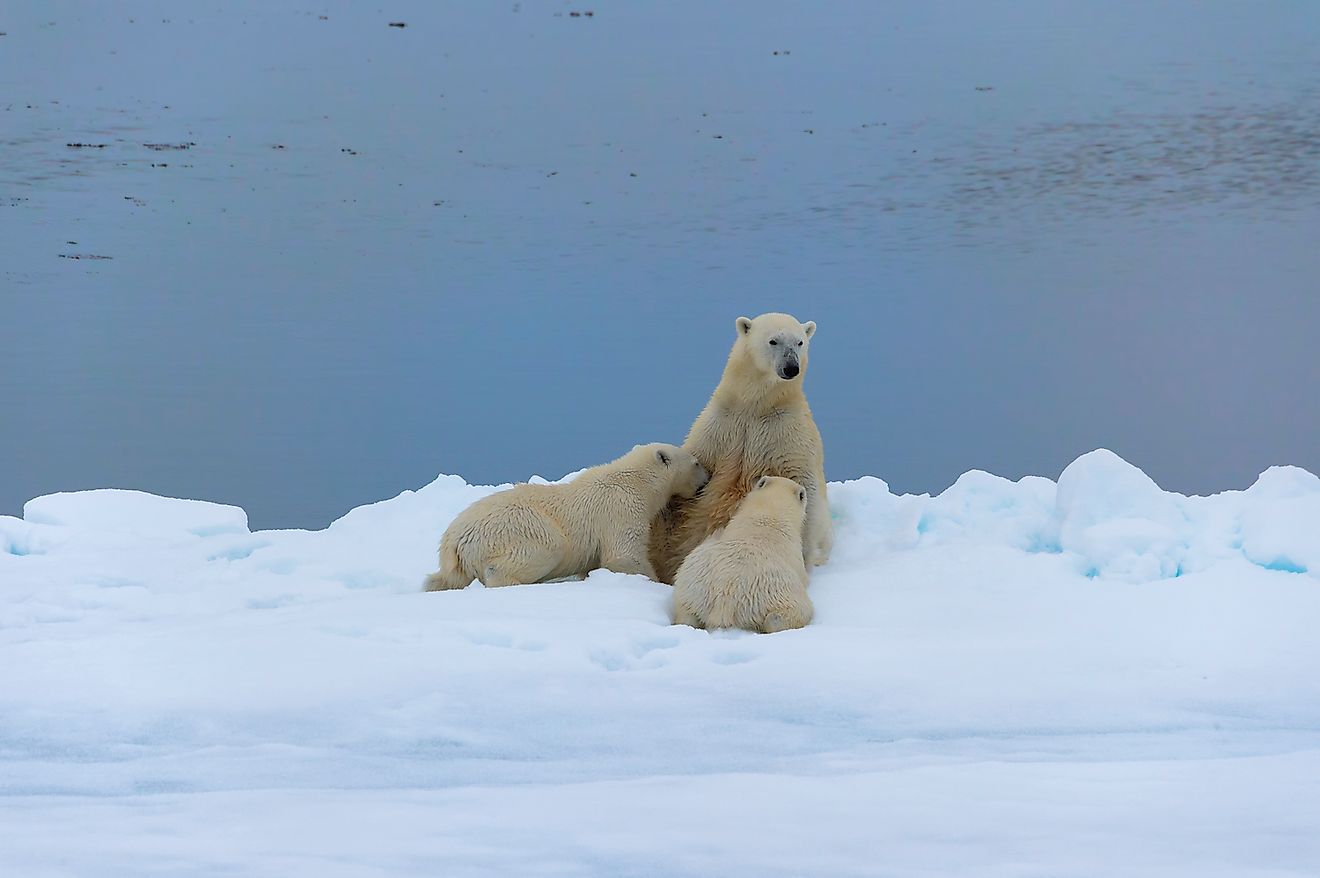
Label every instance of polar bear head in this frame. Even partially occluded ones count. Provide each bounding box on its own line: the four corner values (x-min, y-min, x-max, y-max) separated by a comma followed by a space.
631, 443, 710, 499
740, 475, 808, 526
734, 313, 817, 382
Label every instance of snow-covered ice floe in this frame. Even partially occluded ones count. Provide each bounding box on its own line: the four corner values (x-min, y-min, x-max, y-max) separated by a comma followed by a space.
2, 450, 1318, 876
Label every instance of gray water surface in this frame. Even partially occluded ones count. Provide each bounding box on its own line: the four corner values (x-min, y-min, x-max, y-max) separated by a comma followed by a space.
3, 1, 1318, 528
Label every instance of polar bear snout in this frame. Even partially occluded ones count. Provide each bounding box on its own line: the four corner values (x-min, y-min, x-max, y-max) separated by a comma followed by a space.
776, 349, 801, 380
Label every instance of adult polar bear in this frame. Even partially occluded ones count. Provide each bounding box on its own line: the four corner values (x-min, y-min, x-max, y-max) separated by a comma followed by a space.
649, 312, 832, 584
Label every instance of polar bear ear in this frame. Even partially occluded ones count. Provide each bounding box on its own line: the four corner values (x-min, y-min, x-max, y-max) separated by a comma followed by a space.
656, 448, 672, 467
756, 476, 769, 490
736, 316, 754, 336
798, 488, 806, 503
802, 321, 816, 338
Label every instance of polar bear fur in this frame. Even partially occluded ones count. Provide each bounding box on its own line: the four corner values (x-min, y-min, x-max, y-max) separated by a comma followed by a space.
424, 443, 708, 591
671, 476, 812, 633
649, 312, 832, 584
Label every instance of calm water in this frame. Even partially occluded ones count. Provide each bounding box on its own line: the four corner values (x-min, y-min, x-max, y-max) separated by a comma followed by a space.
3, 1, 1319, 528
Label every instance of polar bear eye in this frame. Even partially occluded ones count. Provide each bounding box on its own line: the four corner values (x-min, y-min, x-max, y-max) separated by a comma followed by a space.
796, 341, 803, 347
768, 339, 777, 346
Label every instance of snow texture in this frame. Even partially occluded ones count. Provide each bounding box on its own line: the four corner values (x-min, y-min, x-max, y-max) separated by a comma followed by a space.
2, 450, 1319, 876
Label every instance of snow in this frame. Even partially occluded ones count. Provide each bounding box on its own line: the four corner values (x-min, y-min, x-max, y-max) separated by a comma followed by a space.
2, 449, 1319, 875
23, 489, 250, 537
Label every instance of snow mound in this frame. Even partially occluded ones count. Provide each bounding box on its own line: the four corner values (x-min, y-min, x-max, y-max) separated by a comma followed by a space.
830, 448, 1319, 584
917, 469, 1057, 551
1238, 466, 1320, 575
1054, 448, 1188, 580
22, 489, 249, 538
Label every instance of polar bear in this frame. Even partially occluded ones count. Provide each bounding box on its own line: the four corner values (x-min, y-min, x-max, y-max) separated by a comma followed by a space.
649, 312, 832, 584
424, 443, 708, 591
671, 475, 812, 633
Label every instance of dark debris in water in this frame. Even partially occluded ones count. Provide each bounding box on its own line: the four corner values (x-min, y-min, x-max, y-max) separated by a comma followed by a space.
67, 143, 109, 148
59, 253, 113, 260
144, 142, 195, 151
388, 21, 407, 28
341, 147, 358, 155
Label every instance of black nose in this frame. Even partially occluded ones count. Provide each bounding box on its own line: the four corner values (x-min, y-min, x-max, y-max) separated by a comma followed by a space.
782, 363, 799, 379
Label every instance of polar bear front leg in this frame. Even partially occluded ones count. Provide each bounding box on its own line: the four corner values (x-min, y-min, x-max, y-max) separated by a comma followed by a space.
795, 474, 832, 567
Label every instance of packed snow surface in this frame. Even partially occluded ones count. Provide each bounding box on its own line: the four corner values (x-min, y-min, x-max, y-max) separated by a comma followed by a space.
3, 450, 1319, 876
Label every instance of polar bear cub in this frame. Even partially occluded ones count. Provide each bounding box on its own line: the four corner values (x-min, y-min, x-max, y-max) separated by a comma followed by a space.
671, 475, 812, 633
424, 443, 708, 591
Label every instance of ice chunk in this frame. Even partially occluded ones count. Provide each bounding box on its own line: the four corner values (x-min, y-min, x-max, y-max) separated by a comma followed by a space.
0, 516, 35, 556
920, 470, 1058, 551
1243, 465, 1320, 501
823, 476, 912, 558
1054, 449, 1187, 581
1238, 467, 1320, 575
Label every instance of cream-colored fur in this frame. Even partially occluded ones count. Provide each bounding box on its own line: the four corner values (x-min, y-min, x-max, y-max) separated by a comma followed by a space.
650, 312, 832, 583
672, 476, 812, 633
424, 444, 708, 591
